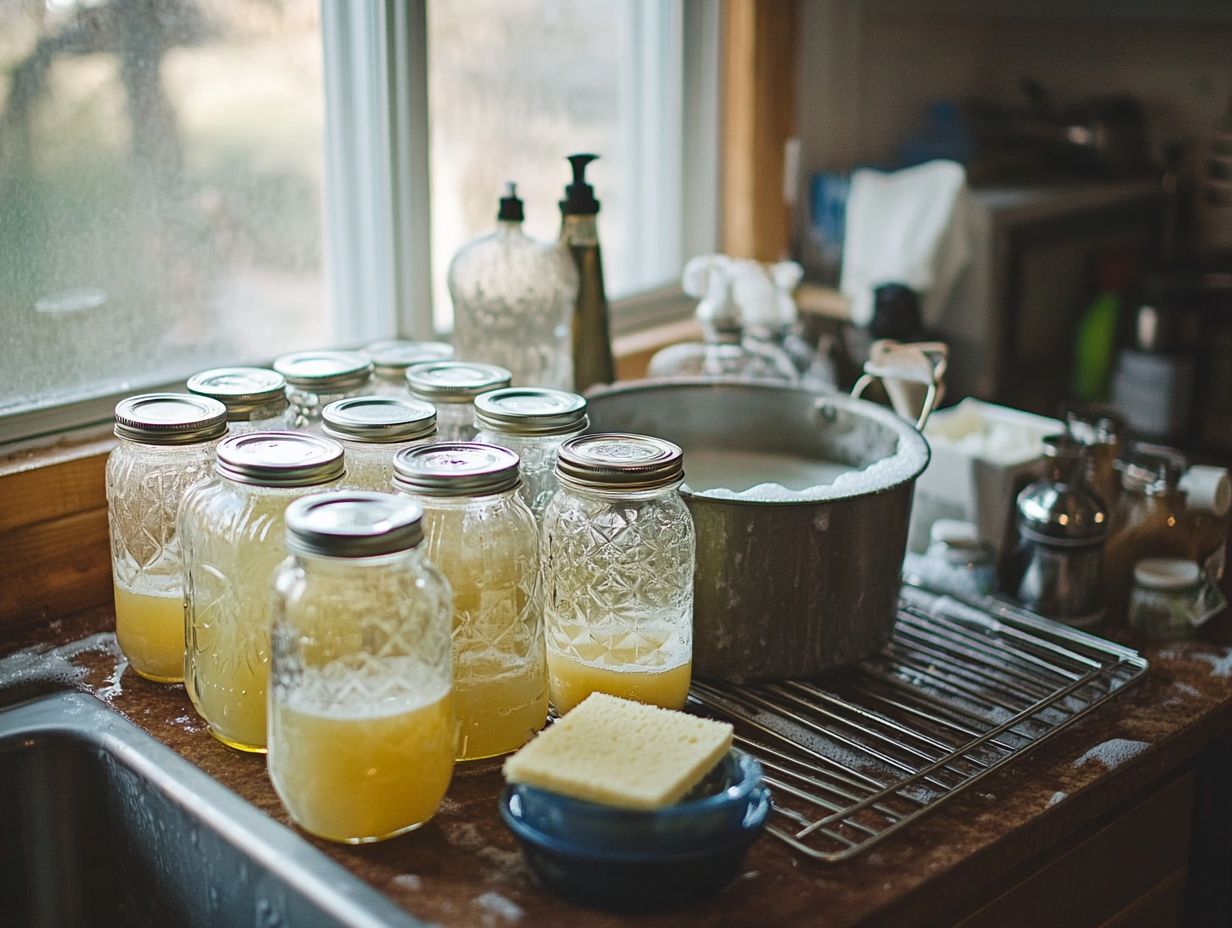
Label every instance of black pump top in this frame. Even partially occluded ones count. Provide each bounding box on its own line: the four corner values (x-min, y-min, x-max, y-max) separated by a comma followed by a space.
497, 181, 524, 222
559, 153, 600, 216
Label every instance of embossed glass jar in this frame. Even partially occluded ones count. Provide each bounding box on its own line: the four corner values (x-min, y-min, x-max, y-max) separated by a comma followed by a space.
541, 433, 695, 713
187, 367, 290, 433
273, 350, 374, 430
106, 393, 227, 684
363, 339, 454, 396
393, 442, 546, 760
322, 396, 437, 491
473, 387, 588, 521
179, 432, 345, 752
405, 361, 512, 443
269, 492, 455, 843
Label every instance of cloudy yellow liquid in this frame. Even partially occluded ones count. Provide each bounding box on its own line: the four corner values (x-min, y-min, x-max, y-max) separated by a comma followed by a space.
454, 665, 547, 760
547, 652, 692, 714
113, 584, 185, 683
188, 602, 270, 752
269, 680, 455, 843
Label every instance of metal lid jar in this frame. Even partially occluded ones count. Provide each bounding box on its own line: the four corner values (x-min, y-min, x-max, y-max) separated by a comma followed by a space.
106, 393, 227, 684
405, 361, 512, 442
179, 431, 345, 752
363, 339, 454, 395
269, 492, 454, 842
473, 387, 588, 519
392, 443, 546, 760
322, 396, 437, 491
187, 367, 290, 432
273, 350, 374, 430
541, 433, 695, 714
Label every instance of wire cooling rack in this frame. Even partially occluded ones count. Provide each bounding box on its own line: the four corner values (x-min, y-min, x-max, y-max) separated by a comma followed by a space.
688, 585, 1148, 862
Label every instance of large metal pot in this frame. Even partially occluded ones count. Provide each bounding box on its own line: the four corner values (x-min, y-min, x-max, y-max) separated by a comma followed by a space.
586, 379, 930, 682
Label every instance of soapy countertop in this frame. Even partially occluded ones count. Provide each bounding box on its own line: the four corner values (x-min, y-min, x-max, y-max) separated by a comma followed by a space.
5, 604, 1232, 928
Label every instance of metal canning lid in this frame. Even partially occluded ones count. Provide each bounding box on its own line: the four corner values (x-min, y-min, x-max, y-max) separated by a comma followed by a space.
473, 387, 589, 436
405, 361, 512, 404
364, 339, 454, 378
322, 396, 437, 443
215, 431, 345, 487
285, 491, 424, 557
186, 367, 288, 421
272, 350, 373, 391
392, 442, 520, 497
555, 433, 684, 491
114, 393, 228, 445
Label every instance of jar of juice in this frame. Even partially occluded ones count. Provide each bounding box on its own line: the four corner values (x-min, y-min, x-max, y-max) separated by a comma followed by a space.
186, 367, 290, 433
392, 442, 546, 760
473, 387, 588, 520
363, 339, 454, 396
273, 350, 374, 430
106, 393, 228, 683
269, 491, 455, 843
541, 433, 695, 713
405, 361, 511, 442
322, 396, 437, 491
179, 432, 345, 751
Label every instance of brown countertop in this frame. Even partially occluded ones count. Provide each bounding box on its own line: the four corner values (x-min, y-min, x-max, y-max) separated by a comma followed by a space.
5, 604, 1232, 928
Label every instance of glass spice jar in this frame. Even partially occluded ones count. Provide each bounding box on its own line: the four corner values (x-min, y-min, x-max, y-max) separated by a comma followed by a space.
405, 360, 511, 442
392, 442, 546, 760
541, 433, 695, 714
321, 396, 437, 491
106, 393, 228, 683
187, 367, 290, 433
273, 350, 374, 430
362, 339, 454, 396
269, 491, 455, 843
179, 431, 345, 752
473, 387, 588, 520
1128, 558, 1225, 640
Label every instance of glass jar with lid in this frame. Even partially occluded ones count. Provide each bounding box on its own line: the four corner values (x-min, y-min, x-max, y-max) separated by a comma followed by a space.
187, 366, 290, 432
273, 350, 374, 430
362, 339, 454, 396
1128, 557, 1226, 640
541, 433, 695, 713
179, 431, 345, 751
322, 396, 437, 491
269, 492, 455, 843
392, 442, 545, 760
405, 361, 511, 442
473, 387, 588, 519
106, 393, 228, 683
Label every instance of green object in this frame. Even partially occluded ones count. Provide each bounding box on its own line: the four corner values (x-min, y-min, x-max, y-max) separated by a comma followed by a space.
1072, 289, 1121, 401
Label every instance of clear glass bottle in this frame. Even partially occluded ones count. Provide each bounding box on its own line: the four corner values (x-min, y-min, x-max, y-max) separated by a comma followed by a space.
322, 396, 437, 491
106, 393, 227, 683
473, 387, 588, 520
449, 183, 578, 389
405, 360, 511, 443
362, 339, 454, 396
179, 431, 345, 752
269, 492, 455, 843
541, 433, 695, 714
273, 350, 374, 430
187, 367, 290, 433
392, 443, 546, 760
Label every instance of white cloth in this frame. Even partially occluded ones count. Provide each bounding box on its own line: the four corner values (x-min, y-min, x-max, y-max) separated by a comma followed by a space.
840, 160, 971, 328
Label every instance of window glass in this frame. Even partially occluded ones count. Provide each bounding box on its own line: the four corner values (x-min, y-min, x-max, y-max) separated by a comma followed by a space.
0, 0, 327, 417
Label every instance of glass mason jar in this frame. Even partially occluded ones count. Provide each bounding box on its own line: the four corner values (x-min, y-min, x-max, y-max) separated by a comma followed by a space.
541, 433, 695, 714
269, 492, 455, 843
179, 432, 345, 752
273, 350, 374, 430
322, 396, 437, 491
392, 442, 546, 760
106, 393, 227, 683
363, 339, 454, 396
1128, 558, 1224, 640
473, 387, 588, 520
187, 366, 290, 433
405, 360, 511, 443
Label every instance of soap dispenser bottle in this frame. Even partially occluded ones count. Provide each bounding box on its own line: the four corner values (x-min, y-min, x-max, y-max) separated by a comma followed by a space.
448, 182, 578, 389
558, 154, 615, 391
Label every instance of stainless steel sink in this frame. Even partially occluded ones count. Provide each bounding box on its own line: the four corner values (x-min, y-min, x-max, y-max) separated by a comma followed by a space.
0, 689, 425, 928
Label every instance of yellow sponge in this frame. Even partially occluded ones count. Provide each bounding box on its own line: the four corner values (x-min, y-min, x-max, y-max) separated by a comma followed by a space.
502, 692, 733, 810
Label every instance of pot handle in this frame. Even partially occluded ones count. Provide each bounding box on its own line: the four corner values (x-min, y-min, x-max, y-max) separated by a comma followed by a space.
850, 340, 949, 430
